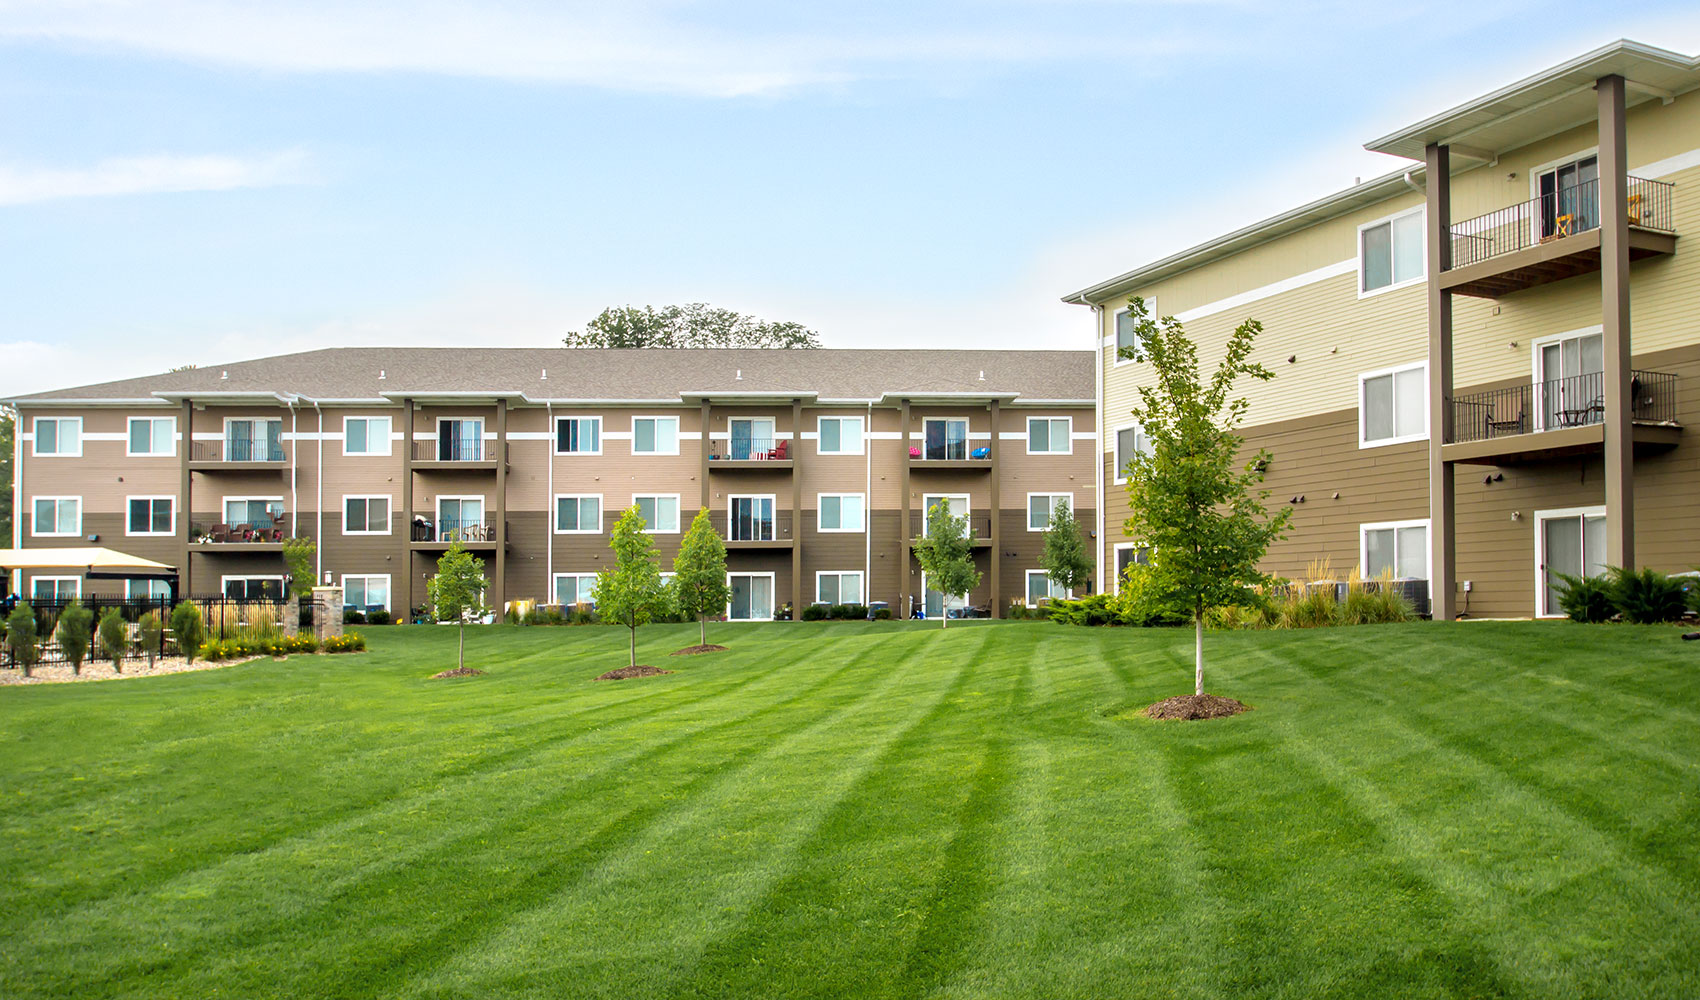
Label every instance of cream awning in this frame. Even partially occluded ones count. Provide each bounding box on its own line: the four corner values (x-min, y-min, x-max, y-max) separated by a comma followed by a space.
0, 548, 177, 576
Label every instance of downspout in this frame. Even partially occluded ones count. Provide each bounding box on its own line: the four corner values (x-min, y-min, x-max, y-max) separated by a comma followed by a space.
865, 401, 873, 606
1403, 170, 1424, 196
12, 407, 22, 596
1092, 303, 1106, 594
546, 400, 555, 601
314, 400, 324, 583
288, 399, 298, 535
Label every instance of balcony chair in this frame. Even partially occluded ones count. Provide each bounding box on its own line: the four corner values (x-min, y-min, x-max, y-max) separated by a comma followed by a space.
1484, 404, 1525, 437
210, 524, 232, 543
766, 439, 789, 461
970, 447, 990, 460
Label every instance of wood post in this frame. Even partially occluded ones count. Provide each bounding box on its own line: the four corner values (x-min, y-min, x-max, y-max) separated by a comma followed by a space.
1424, 142, 1457, 620
1598, 74, 1635, 570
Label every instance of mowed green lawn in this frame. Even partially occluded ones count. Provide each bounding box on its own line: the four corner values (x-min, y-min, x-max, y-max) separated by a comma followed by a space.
2, 620, 1698, 999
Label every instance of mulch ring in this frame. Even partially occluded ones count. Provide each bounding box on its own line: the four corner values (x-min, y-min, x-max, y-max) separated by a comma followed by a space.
1145, 693, 1252, 721
430, 666, 486, 679
670, 644, 729, 656
594, 664, 674, 681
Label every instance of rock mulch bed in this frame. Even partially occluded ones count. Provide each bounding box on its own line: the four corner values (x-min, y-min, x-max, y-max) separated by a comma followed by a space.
0, 655, 261, 686
430, 666, 486, 679
1145, 693, 1251, 721
593, 665, 673, 681
670, 644, 728, 656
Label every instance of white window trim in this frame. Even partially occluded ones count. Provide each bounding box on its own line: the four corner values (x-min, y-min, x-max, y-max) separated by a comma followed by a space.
632, 493, 681, 533
1111, 422, 1145, 485
125, 579, 172, 599
222, 416, 283, 460
816, 416, 865, 456
220, 574, 288, 598
817, 492, 866, 533
1528, 147, 1600, 202
1533, 504, 1608, 619
342, 494, 393, 536
920, 418, 971, 460
125, 495, 176, 537
726, 571, 777, 621
553, 572, 599, 606
1025, 569, 1071, 604
1357, 360, 1430, 449
554, 415, 604, 456
1026, 416, 1073, 456
126, 416, 176, 458
31, 496, 82, 537
630, 415, 681, 456
1027, 492, 1071, 532
32, 576, 81, 599
223, 495, 286, 523
435, 494, 486, 525
1358, 518, 1433, 590
434, 416, 486, 460
1356, 205, 1426, 299
1110, 300, 1151, 367
342, 573, 393, 611
814, 570, 865, 606
727, 493, 778, 541
1529, 324, 1605, 433
31, 417, 82, 458
342, 416, 393, 457
919, 493, 971, 537
1111, 542, 1147, 595
554, 493, 603, 534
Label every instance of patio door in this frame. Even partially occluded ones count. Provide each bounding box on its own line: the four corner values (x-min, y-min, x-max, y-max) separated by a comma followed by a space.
439, 419, 483, 461
439, 497, 484, 540
729, 418, 774, 460
729, 496, 775, 541
921, 572, 968, 619
728, 573, 774, 620
1537, 507, 1606, 617
923, 419, 968, 460
920, 494, 969, 536
1535, 330, 1603, 430
1538, 155, 1598, 239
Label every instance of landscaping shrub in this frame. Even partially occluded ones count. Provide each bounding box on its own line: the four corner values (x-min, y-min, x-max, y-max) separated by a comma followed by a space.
344, 609, 367, 625
6, 603, 37, 678
871, 607, 893, 620
842, 604, 869, 620
1117, 564, 1190, 627
1046, 594, 1122, 627
97, 608, 127, 673
567, 606, 596, 625
1553, 572, 1614, 623
1272, 584, 1338, 629
367, 609, 393, 626
1607, 567, 1689, 624
539, 606, 566, 626
801, 604, 829, 622
285, 634, 319, 654
170, 602, 205, 662
139, 611, 164, 669
1007, 602, 1035, 620
57, 599, 94, 676
1204, 603, 1273, 630
323, 632, 366, 653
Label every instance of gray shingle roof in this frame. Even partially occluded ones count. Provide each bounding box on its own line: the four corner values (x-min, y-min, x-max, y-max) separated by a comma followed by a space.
10, 347, 1094, 405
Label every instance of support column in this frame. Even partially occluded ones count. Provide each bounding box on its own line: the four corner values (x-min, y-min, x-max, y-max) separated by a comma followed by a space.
1598, 74, 1635, 570
494, 398, 508, 615
898, 398, 911, 618
401, 398, 414, 618
180, 398, 193, 600
699, 400, 712, 512
1424, 142, 1457, 620
987, 399, 1001, 617
791, 397, 804, 618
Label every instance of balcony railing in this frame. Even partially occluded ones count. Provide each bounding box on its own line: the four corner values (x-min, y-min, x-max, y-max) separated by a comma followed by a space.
909, 511, 993, 541
411, 517, 501, 543
414, 438, 487, 462
193, 439, 286, 463
711, 436, 790, 461
1448, 176, 1675, 269
1448, 369, 1678, 443
191, 520, 286, 544
725, 509, 793, 542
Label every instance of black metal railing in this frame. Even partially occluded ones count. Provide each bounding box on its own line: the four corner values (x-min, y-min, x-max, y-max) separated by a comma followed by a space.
193, 439, 286, 463
1448, 368, 1679, 443
1448, 175, 1675, 269
722, 509, 794, 542
415, 437, 490, 462
712, 436, 789, 461
191, 519, 287, 543
0, 595, 312, 668
411, 517, 501, 543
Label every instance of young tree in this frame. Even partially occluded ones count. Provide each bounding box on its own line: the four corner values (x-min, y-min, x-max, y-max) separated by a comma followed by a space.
97, 608, 127, 674
912, 501, 981, 629
672, 508, 731, 649
1039, 498, 1093, 598
282, 538, 316, 598
597, 505, 673, 667
57, 599, 93, 677
170, 601, 205, 663
563, 303, 821, 349
427, 541, 489, 672
6, 602, 37, 678
1119, 297, 1291, 697
139, 611, 164, 670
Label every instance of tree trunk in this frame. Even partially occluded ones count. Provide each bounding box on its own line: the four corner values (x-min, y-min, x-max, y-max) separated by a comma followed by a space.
629, 624, 637, 668
699, 613, 706, 648
1194, 612, 1204, 697
458, 622, 465, 671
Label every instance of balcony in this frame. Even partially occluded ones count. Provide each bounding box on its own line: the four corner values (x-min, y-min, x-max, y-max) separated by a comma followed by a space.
1441, 176, 1676, 298
409, 517, 507, 550
724, 509, 794, 550
412, 439, 507, 471
189, 439, 288, 471
709, 436, 794, 471
1443, 369, 1681, 465
907, 447, 993, 472
189, 519, 286, 552
908, 512, 994, 548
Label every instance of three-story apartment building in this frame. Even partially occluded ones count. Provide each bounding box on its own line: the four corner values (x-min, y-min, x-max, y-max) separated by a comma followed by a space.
10, 348, 1095, 619
1072, 40, 1700, 620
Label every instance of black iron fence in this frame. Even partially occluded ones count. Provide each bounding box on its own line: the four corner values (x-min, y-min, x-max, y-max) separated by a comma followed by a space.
1448, 369, 1679, 444
0, 595, 316, 669
1448, 175, 1675, 269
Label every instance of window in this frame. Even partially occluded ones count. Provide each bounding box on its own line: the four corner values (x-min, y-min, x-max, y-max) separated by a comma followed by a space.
127, 417, 174, 457
1360, 207, 1424, 294
1360, 520, 1429, 581
1113, 424, 1151, 484
125, 579, 171, 600
225, 498, 284, 530
922, 418, 969, 461
31, 497, 80, 536
344, 496, 391, 535
1028, 493, 1071, 532
554, 573, 598, 607
223, 576, 285, 600
817, 416, 864, 455
437, 418, 483, 461
728, 418, 775, 460
126, 496, 174, 536
1026, 570, 1069, 605
728, 572, 775, 620
1360, 362, 1427, 446
632, 416, 679, 455
1534, 328, 1605, 431
818, 493, 865, 533
343, 416, 392, 457
1027, 417, 1071, 455
437, 497, 485, 540
634, 494, 680, 533
920, 494, 969, 536
816, 571, 864, 606
1114, 308, 1138, 361
225, 418, 283, 462
343, 574, 391, 611
1112, 543, 1152, 594
556, 495, 602, 534
32, 577, 80, 600
555, 416, 602, 455
32, 417, 81, 457
729, 496, 775, 541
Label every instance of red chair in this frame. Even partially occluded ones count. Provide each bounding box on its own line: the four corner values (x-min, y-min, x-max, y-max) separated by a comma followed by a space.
767, 439, 789, 460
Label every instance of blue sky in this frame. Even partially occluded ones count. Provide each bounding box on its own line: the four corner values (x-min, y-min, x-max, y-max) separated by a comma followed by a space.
3, 2, 1698, 396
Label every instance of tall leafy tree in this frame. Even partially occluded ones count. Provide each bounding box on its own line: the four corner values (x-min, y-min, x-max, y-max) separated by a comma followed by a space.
427, 541, 489, 672
1119, 297, 1290, 697
1039, 498, 1093, 598
912, 501, 981, 629
598, 506, 674, 667
563, 303, 821, 349
672, 508, 730, 649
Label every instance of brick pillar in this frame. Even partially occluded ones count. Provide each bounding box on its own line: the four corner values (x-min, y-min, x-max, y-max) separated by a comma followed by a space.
312, 586, 344, 642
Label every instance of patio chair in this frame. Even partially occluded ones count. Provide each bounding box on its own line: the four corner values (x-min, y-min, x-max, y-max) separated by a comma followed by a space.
210, 524, 232, 543
1484, 402, 1525, 437
767, 439, 789, 461
970, 446, 990, 460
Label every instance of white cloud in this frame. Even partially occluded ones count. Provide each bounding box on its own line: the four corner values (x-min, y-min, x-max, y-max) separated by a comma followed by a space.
0, 149, 311, 206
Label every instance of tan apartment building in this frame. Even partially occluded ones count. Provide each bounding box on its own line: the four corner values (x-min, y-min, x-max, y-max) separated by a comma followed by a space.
1071, 40, 1700, 620
8, 349, 1095, 620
